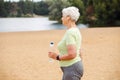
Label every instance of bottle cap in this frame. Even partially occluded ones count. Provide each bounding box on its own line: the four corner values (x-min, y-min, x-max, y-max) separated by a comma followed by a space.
50, 41, 54, 46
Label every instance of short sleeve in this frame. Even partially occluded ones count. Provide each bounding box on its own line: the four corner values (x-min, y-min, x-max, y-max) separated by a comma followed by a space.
66, 32, 76, 45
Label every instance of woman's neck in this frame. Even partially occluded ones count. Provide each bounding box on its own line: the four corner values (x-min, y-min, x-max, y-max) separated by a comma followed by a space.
67, 21, 77, 29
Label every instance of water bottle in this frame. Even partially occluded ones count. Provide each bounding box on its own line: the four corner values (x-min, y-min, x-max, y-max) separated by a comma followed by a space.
49, 41, 54, 62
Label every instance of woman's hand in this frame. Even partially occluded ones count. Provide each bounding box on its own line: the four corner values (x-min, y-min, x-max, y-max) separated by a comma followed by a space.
48, 52, 58, 60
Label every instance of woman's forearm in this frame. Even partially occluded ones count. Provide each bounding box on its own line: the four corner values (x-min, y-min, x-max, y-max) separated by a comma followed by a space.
59, 52, 76, 60
59, 45, 77, 60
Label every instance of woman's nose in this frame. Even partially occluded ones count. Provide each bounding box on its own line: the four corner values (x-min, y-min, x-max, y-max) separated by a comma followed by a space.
61, 17, 63, 21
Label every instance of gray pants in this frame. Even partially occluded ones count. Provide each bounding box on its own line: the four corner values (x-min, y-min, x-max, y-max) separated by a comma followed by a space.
60, 61, 83, 80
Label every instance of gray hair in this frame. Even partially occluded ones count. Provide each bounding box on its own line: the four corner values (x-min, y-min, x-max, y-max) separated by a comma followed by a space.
62, 6, 80, 22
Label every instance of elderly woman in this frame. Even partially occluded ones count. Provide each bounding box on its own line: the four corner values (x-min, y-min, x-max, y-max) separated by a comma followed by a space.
48, 6, 83, 80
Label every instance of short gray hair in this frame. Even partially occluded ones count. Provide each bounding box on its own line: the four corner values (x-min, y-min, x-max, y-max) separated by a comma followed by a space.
62, 6, 80, 22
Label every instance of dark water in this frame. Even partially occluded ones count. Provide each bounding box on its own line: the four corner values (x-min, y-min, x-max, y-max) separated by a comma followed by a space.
0, 17, 88, 32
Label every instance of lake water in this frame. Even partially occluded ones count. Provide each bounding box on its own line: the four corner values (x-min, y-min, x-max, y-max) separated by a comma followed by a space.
0, 17, 88, 32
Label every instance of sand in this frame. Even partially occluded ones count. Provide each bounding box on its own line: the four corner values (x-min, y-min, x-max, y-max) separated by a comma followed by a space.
0, 27, 120, 80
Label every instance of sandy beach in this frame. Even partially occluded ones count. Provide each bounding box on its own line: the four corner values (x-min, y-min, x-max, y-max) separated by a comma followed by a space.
0, 27, 120, 80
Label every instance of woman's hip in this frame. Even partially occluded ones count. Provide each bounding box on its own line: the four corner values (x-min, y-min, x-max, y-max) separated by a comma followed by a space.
60, 60, 84, 77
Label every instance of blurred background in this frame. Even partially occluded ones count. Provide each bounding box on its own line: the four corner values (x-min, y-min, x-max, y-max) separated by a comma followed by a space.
0, 1, 120, 80
0, 0, 120, 32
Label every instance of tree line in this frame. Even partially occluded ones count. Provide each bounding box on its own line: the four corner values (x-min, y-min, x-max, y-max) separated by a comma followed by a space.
0, 0, 49, 17
0, 0, 120, 27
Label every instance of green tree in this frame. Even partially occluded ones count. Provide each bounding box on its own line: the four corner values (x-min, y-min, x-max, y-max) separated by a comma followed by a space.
4, 1, 11, 16
18, 0, 24, 16
9, 2, 18, 17
68, 0, 85, 15
48, 0, 85, 23
67, 0, 85, 23
85, 0, 120, 26
34, 1, 49, 15
0, 0, 7, 17
18, 0, 33, 16
24, 0, 33, 14
17, 7, 22, 17
48, 0, 70, 22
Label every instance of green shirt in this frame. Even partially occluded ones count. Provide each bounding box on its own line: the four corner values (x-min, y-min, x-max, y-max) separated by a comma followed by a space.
57, 27, 82, 67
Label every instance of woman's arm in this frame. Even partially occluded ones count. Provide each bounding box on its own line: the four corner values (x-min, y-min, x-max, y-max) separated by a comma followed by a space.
48, 44, 77, 60
59, 44, 77, 60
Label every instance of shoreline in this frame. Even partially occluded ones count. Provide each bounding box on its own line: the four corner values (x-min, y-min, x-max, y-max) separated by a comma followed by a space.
0, 27, 119, 33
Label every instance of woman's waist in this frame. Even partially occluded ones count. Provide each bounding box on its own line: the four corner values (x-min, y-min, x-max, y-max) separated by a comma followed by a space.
59, 56, 81, 67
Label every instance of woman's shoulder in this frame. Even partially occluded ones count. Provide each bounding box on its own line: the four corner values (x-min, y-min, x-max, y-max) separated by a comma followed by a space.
66, 27, 79, 34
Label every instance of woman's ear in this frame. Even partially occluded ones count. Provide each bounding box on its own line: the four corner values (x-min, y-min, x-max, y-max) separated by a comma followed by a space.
67, 16, 71, 21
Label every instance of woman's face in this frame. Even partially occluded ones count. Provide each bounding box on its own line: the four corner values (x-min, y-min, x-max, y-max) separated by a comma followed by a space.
61, 15, 69, 26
